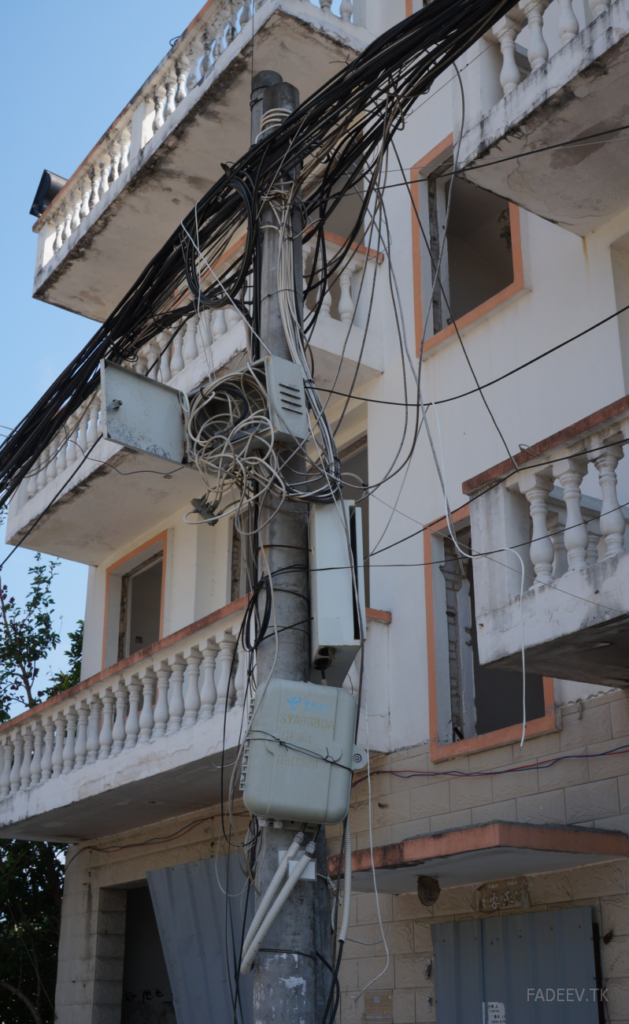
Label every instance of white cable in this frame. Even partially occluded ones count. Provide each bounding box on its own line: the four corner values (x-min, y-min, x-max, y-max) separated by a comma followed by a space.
240, 841, 316, 975
339, 812, 352, 943
241, 831, 305, 958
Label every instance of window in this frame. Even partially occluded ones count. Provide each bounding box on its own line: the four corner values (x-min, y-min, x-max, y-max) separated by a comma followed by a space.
104, 536, 165, 668
426, 172, 514, 337
435, 525, 544, 743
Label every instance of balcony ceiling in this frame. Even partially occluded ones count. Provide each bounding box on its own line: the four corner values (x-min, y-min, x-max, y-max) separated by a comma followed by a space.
459, 1, 629, 236
34, 2, 366, 322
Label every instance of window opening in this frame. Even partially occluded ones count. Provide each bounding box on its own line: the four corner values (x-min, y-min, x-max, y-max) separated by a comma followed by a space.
440, 528, 544, 740
340, 439, 370, 607
121, 886, 176, 1023
118, 552, 163, 660
426, 167, 515, 336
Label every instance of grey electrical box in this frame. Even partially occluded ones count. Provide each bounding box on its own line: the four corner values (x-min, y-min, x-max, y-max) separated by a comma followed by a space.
241, 678, 366, 825
309, 501, 366, 687
264, 354, 309, 444
100, 359, 187, 464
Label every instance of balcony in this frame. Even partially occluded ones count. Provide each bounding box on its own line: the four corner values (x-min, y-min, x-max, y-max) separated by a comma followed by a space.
458, 0, 629, 235
0, 606, 389, 842
7, 235, 383, 564
463, 394, 629, 686
32, 0, 370, 321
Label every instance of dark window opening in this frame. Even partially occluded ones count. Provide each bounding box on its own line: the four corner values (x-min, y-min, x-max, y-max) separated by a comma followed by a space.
440, 531, 544, 741
427, 171, 514, 334
118, 553, 163, 660
121, 886, 176, 1023
340, 439, 370, 607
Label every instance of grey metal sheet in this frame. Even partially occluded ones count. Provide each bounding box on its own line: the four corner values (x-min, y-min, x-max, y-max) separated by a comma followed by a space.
148, 854, 253, 1024
100, 358, 186, 464
432, 907, 599, 1023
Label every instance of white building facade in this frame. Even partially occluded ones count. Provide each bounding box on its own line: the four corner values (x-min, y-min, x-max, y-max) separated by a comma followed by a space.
3, 0, 629, 1020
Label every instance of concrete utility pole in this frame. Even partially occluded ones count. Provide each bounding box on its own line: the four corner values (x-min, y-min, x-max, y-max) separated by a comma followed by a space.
250, 73, 329, 1024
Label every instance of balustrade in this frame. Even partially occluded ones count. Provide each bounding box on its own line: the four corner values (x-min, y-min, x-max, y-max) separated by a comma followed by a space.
491, 0, 609, 100
0, 616, 249, 804
38, 0, 354, 266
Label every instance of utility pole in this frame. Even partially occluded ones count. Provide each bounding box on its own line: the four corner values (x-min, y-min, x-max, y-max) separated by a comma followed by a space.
249, 73, 329, 1024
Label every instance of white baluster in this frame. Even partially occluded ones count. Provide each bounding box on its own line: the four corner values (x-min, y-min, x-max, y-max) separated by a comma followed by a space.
20, 730, 33, 790
589, 0, 610, 17
57, 429, 67, 474
62, 707, 77, 774
135, 348, 149, 375
10, 733, 23, 793
74, 704, 89, 768
199, 641, 218, 720
46, 441, 58, 485
153, 83, 167, 132
198, 311, 213, 365
159, 331, 172, 383
166, 656, 185, 734
52, 215, 63, 253
120, 127, 131, 172
587, 525, 600, 565
183, 315, 199, 365
338, 265, 356, 324
66, 415, 78, 464
519, 0, 549, 70
79, 176, 92, 219
519, 471, 555, 585
99, 154, 112, 198
37, 454, 47, 492
240, 2, 251, 26
31, 723, 44, 784
86, 395, 100, 445
51, 714, 65, 777
547, 511, 568, 579
200, 29, 213, 78
62, 202, 73, 243
215, 634, 237, 714
27, 460, 39, 499
557, 0, 579, 44
213, 16, 226, 60
175, 57, 189, 104
110, 139, 121, 183
98, 692, 115, 758
225, 307, 240, 332
234, 637, 248, 709
111, 682, 128, 755
41, 720, 54, 780
213, 309, 228, 338
124, 678, 142, 749
186, 39, 204, 90
71, 188, 82, 231
165, 71, 177, 118
89, 166, 100, 210
320, 0, 332, 10
320, 280, 332, 318
553, 457, 588, 570
0, 739, 13, 796
493, 17, 523, 95
340, 0, 353, 21
139, 669, 156, 742
147, 340, 160, 381
183, 649, 202, 728
592, 443, 626, 558
76, 406, 89, 454
153, 663, 171, 737
170, 325, 185, 374
86, 695, 102, 764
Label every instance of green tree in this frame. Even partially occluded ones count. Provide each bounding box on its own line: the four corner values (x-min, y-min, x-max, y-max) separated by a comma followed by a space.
39, 620, 84, 700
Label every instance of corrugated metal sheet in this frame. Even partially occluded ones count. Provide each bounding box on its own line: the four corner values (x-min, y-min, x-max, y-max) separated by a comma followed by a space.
148, 854, 253, 1024
432, 907, 599, 1023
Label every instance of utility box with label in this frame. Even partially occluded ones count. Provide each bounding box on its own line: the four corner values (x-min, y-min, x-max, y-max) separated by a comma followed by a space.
309, 501, 366, 687
240, 678, 366, 825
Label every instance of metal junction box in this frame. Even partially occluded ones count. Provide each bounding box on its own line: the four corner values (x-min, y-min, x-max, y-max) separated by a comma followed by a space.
264, 354, 309, 444
100, 359, 187, 464
309, 501, 366, 687
241, 678, 366, 826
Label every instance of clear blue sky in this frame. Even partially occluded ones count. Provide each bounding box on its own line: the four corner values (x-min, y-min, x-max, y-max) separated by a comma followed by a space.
0, 0, 337, 688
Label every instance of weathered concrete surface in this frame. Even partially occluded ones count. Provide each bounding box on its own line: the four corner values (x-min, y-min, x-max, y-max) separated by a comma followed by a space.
459, 0, 629, 236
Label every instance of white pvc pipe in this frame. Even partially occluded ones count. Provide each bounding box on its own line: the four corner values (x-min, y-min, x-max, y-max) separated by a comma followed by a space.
339, 813, 352, 943
242, 831, 304, 958
241, 842, 316, 975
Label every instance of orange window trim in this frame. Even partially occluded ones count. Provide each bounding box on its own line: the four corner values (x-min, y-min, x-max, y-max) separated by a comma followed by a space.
423, 505, 557, 763
406, 0, 414, 15
102, 530, 169, 670
411, 137, 527, 359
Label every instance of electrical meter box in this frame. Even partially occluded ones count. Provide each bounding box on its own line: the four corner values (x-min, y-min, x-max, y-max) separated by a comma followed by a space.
240, 678, 367, 825
264, 354, 309, 444
100, 359, 186, 464
309, 501, 366, 687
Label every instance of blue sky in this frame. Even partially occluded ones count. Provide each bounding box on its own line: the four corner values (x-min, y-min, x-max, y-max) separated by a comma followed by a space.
0, 0, 339, 689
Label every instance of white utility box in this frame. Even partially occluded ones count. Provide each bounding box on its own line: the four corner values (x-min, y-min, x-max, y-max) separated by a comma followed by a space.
264, 354, 309, 444
100, 359, 187, 464
240, 678, 367, 825
309, 501, 366, 687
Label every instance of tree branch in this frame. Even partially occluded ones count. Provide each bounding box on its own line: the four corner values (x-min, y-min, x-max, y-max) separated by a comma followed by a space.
0, 979, 43, 1024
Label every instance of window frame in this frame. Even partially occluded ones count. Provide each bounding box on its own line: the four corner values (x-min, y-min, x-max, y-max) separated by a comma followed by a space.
411, 135, 529, 358
424, 504, 557, 763
102, 531, 168, 670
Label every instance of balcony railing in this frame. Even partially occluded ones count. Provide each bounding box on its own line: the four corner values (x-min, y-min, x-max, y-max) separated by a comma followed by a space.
0, 605, 389, 840
463, 395, 629, 685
